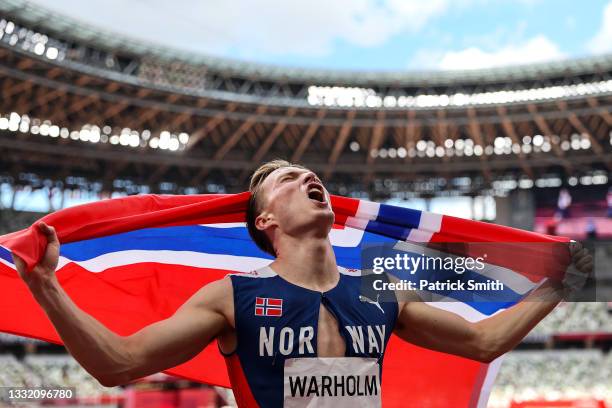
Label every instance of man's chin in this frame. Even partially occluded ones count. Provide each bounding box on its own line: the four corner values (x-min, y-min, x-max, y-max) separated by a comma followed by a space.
300, 207, 334, 229
316, 208, 335, 228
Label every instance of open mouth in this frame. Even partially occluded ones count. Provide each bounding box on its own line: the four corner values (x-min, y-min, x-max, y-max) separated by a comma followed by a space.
307, 186, 326, 203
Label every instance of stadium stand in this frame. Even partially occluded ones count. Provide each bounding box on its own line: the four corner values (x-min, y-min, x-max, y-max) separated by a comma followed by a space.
0, 0, 610, 198
0, 351, 226, 406
24, 354, 124, 398
528, 303, 612, 338
0, 353, 122, 397
489, 350, 612, 407
0, 354, 42, 388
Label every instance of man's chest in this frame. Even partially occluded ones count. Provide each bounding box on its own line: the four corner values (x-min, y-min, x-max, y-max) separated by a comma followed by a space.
252, 302, 390, 360
232, 274, 396, 360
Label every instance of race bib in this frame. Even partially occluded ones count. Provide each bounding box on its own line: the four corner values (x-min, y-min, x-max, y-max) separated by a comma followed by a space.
283, 357, 381, 408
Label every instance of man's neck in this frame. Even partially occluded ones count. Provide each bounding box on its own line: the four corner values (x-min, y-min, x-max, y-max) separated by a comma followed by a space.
269, 234, 338, 292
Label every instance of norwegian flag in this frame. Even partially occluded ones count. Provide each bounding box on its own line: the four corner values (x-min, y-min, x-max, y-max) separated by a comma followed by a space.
255, 297, 283, 317
0, 192, 570, 407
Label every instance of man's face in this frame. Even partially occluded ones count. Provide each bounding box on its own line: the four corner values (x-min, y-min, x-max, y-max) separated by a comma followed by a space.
255, 166, 334, 238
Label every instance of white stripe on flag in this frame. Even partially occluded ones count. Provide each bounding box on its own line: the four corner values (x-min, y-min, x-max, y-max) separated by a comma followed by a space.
0, 245, 15, 270
425, 299, 504, 323
329, 227, 367, 247
57, 251, 272, 274
355, 200, 381, 220
334, 200, 380, 247
255, 265, 360, 278
0, 257, 15, 270
406, 212, 442, 242
426, 294, 508, 407
338, 266, 361, 276
476, 355, 505, 408
199, 223, 247, 228
59, 252, 362, 278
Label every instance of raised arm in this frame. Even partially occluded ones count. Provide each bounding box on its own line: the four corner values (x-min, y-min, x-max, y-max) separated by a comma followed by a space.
13, 222, 233, 387
394, 242, 592, 363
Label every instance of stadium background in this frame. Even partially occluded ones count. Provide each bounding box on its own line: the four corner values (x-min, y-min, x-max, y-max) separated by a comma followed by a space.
0, 0, 610, 406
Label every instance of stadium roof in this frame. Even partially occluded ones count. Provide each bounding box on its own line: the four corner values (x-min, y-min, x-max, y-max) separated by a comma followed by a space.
2, 0, 612, 86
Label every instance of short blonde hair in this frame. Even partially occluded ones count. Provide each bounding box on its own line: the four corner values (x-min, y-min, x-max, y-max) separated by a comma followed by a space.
247, 159, 308, 256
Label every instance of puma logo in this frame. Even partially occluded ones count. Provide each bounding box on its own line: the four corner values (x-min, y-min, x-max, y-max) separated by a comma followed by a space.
359, 294, 384, 314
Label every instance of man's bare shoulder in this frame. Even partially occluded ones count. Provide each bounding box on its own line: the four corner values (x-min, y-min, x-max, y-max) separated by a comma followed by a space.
200, 275, 233, 295
187, 276, 234, 325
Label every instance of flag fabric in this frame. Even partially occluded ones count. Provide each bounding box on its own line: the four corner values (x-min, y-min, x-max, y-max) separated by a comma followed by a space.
0, 192, 569, 407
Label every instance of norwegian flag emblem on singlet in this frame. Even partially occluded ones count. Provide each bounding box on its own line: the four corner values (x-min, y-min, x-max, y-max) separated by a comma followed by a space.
254, 297, 283, 317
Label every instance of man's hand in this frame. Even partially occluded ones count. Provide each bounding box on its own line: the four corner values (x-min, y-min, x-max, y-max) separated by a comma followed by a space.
569, 241, 593, 274
12, 222, 60, 289
563, 241, 593, 293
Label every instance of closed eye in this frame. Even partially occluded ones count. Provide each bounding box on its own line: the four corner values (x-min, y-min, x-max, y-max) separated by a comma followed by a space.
278, 171, 303, 183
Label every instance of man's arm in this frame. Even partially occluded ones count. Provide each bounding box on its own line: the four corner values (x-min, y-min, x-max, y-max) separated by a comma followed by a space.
394, 243, 592, 363
394, 282, 561, 362
13, 222, 233, 387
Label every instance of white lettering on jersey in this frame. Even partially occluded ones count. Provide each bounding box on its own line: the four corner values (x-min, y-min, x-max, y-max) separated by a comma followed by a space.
298, 326, 315, 354
259, 326, 315, 357
345, 325, 386, 355
260, 327, 275, 357
259, 325, 385, 357
367, 326, 379, 354
345, 326, 365, 353
279, 327, 295, 355
375, 326, 385, 350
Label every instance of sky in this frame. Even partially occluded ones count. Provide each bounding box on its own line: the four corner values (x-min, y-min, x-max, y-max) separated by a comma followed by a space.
28, 0, 612, 71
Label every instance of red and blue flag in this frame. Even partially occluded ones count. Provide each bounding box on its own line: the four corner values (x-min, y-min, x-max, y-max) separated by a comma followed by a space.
0, 192, 569, 407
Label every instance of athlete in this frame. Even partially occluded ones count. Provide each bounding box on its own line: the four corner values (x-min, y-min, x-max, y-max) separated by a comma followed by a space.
13, 160, 593, 407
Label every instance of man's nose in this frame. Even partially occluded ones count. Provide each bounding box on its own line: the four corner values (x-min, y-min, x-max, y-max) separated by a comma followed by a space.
303, 172, 321, 184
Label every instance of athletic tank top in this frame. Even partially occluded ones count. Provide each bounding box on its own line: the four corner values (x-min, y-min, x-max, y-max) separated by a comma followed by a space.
222, 266, 398, 408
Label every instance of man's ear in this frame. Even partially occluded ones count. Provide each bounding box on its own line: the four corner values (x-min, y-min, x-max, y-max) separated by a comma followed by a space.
255, 211, 274, 232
